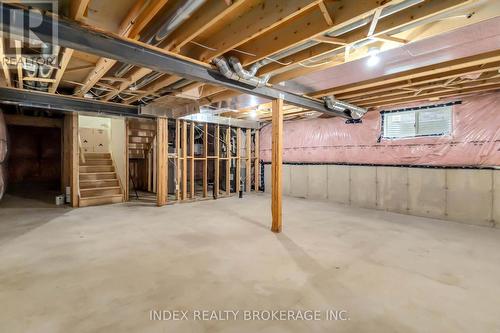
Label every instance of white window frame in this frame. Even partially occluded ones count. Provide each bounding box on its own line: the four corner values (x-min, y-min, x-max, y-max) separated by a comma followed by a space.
381, 104, 453, 139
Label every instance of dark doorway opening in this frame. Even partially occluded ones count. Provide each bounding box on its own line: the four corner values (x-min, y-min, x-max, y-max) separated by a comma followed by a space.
6, 125, 62, 205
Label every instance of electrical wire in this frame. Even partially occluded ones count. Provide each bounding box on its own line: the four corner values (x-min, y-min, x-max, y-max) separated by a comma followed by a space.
189, 41, 292, 66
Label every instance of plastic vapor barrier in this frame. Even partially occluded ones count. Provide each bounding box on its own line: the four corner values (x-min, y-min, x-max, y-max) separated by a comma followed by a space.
0, 110, 7, 200
260, 92, 500, 167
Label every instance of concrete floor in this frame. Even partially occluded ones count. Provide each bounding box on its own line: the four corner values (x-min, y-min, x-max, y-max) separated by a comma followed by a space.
1, 193, 500, 333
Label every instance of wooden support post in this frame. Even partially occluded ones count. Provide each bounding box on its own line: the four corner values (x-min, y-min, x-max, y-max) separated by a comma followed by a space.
175, 119, 181, 201
203, 123, 208, 197
236, 128, 241, 194
182, 121, 188, 200
226, 127, 231, 196
214, 125, 220, 198
254, 130, 260, 192
271, 99, 283, 233
156, 117, 168, 206
190, 122, 195, 199
124, 118, 129, 201
65, 113, 79, 208
245, 129, 251, 192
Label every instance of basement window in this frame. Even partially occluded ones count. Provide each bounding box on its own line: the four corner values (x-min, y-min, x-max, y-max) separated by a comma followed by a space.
381, 104, 453, 139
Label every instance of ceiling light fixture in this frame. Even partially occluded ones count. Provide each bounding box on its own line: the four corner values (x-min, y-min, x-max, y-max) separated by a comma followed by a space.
249, 109, 258, 119
367, 46, 380, 67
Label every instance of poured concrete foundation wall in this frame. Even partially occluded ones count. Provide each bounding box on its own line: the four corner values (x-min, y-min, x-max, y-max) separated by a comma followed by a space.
264, 164, 499, 228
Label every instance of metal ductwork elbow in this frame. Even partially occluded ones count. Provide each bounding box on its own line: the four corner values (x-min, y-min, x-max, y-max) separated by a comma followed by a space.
213, 56, 240, 81
324, 95, 367, 119
228, 56, 270, 87
213, 56, 270, 88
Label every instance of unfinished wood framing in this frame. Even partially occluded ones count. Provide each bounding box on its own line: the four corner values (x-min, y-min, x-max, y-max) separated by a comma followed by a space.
64, 113, 79, 208
203, 123, 208, 197
225, 127, 231, 196
156, 117, 167, 206
124, 119, 129, 202
214, 125, 220, 199
190, 122, 195, 199
254, 130, 260, 192
236, 128, 241, 193
245, 129, 251, 192
182, 121, 188, 200
271, 99, 283, 233
175, 119, 181, 200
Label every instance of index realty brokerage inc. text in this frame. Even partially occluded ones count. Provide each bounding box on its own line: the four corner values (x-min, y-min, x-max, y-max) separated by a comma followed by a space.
150, 309, 350, 321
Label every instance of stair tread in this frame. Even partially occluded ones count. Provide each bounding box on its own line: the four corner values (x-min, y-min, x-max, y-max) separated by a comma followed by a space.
80, 194, 123, 200
80, 179, 118, 183
79, 172, 116, 175
80, 186, 120, 191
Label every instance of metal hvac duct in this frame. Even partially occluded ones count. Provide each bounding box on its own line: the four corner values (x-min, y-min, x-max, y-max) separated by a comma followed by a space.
115, 0, 205, 78
249, 0, 424, 71
213, 56, 270, 88
148, 0, 205, 46
324, 95, 367, 119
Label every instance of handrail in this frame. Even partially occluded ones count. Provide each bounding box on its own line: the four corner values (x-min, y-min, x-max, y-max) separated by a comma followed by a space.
78, 135, 85, 164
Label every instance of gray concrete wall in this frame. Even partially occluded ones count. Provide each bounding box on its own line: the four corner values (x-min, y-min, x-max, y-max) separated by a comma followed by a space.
264, 164, 499, 228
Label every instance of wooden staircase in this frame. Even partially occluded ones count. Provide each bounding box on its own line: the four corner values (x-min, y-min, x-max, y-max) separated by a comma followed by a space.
128, 119, 156, 159
79, 153, 123, 207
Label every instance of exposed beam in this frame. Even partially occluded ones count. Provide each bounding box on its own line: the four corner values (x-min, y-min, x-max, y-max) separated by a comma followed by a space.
314, 51, 500, 98
50, 47, 73, 93
75, 0, 161, 96
374, 33, 408, 44
163, 0, 246, 52
357, 80, 500, 108
2, 3, 352, 118
318, 1, 333, 26
367, 8, 383, 37
128, 0, 169, 38
70, 0, 90, 21
259, 0, 473, 78
102, 67, 152, 101
313, 35, 347, 45
50, 0, 90, 93
231, 0, 391, 67
123, 75, 182, 104
348, 72, 500, 105
271, 99, 283, 233
183, 0, 322, 62
0, 86, 138, 115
